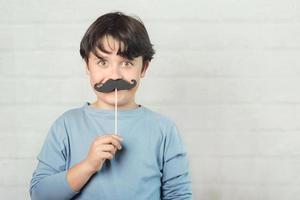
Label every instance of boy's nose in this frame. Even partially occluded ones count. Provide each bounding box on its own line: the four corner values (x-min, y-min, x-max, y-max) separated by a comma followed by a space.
110, 64, 122, 80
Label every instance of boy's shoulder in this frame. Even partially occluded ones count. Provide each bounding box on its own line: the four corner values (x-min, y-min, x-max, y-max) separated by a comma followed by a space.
142, 106, 177, 129
61, 104, 85, 118
50, 104, 86, 125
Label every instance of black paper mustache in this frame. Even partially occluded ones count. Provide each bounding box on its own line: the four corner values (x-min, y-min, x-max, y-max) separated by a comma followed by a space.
94, 79, 137, 93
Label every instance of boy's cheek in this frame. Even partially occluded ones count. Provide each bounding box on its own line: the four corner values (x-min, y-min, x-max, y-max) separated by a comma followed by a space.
89, 75, 104, 86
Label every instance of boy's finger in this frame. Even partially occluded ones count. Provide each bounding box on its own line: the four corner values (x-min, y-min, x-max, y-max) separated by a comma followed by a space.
97, 137, 122, 149
111, 134, 123, 141
96, 134, 123, 141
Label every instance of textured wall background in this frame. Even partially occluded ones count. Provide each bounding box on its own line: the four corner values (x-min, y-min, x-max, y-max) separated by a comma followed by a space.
1, 0, 300, 199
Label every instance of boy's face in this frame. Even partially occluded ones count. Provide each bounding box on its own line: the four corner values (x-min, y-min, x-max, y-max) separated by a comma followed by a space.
85, 35, 148, 109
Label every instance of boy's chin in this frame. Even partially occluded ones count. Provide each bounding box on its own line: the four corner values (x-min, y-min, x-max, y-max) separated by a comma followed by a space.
98, 92, 133, 106
103, 99, 132, 108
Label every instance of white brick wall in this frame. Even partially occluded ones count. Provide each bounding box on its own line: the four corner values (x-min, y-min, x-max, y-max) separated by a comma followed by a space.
1, 0, 300, 199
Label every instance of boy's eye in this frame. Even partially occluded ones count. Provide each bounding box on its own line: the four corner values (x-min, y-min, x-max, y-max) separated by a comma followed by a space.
97, 59, 107, 66
122, 60, 133, 67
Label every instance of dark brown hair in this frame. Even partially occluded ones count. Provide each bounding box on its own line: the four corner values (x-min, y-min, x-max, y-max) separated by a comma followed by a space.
79, 12, 155, 71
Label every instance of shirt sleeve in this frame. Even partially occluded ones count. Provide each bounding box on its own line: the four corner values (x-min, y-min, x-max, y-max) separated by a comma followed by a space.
161, 123, 193, 200
29, 115, 79, 200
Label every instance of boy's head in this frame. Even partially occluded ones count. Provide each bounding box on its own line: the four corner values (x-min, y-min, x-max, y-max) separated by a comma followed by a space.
79, 12, 155, 109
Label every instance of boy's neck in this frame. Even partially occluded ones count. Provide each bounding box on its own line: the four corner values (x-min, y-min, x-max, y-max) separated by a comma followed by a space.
90, 100, 139, 110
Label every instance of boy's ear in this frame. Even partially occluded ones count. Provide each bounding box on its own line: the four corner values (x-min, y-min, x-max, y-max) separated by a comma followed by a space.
140, 61, 149, 78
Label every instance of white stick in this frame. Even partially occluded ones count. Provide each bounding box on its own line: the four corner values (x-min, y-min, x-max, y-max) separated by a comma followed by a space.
115, 88, 118, 135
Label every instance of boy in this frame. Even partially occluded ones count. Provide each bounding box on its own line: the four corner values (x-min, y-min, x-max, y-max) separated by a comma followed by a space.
29, 11, 193, 200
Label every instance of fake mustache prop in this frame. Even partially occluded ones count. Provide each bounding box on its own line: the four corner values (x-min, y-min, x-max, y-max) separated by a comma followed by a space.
94, 79, 137, 93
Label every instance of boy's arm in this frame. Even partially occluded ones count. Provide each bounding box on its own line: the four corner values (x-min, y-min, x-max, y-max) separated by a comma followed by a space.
30, 161, 79, 200
29, 116, 80, 200
161, 124, 193, 200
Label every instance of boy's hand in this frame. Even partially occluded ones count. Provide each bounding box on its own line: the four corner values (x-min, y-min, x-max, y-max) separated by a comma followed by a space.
83, 134, 123, 173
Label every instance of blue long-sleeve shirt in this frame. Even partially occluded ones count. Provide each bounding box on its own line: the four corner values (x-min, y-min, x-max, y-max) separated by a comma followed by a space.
29, 102, 193, 200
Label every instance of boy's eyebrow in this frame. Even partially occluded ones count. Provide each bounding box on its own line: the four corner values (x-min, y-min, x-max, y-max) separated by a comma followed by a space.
95, 53, 134, 61
95, 54, 107, 60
